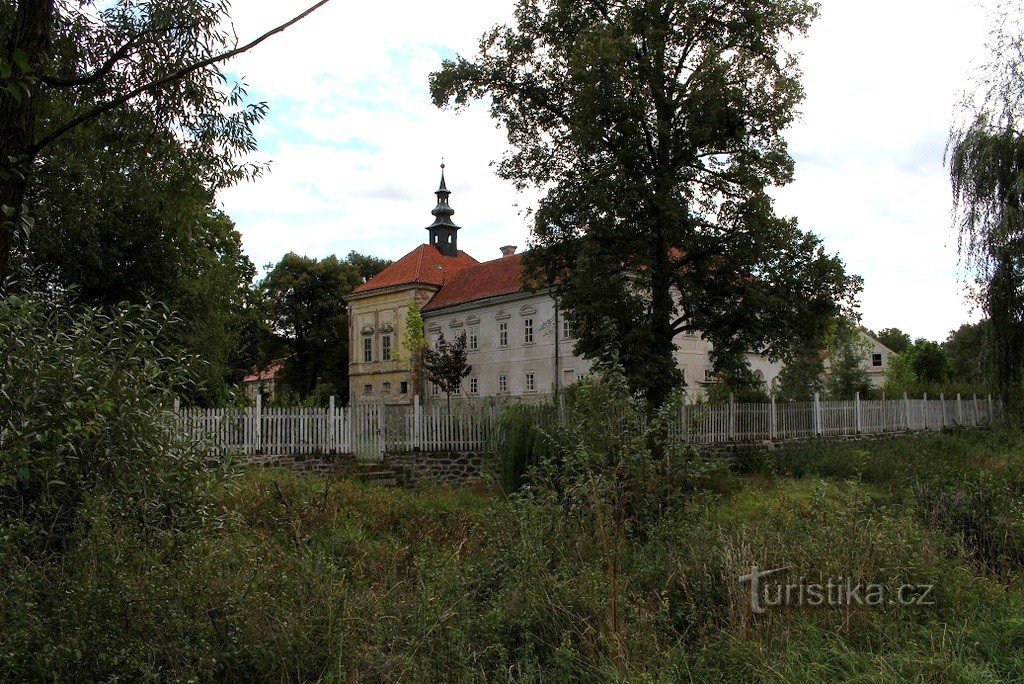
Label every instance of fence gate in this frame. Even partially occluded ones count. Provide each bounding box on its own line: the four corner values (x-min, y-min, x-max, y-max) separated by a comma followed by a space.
350, 402, 384, 461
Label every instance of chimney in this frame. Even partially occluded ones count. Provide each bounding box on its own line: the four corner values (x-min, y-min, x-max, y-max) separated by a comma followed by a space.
500, 245, 518, 258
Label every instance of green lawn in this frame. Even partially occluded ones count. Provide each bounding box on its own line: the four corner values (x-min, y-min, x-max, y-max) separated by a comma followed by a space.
5, 430, 1024, 681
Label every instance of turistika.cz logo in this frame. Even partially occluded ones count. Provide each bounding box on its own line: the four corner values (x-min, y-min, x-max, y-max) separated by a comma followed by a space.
738, 564, 936, 614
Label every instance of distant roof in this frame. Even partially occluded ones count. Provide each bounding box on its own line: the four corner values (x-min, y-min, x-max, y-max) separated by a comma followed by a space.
352, 244, 478, 295
422, 252, 532, 312
244, 358, 285, 383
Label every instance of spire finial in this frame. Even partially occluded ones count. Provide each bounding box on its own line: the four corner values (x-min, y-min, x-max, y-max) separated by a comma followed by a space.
427, 162, 460, 256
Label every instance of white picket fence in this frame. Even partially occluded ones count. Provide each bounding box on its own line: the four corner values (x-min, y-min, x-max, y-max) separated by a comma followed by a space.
175, 392, 1003, 460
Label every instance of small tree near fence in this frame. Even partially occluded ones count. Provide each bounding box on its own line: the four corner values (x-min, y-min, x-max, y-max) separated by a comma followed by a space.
423, 332, 471, 414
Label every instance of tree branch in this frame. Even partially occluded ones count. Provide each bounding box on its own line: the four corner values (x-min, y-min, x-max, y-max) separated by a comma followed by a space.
32, 0, 333, 153
38, 25, 180, 88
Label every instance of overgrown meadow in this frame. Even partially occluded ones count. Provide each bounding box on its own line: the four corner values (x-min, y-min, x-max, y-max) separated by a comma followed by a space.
3, 291, 1024, 681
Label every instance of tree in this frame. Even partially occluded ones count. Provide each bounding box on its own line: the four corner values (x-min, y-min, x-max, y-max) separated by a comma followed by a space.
908, 339, 952, 385
422, 332, 471, 413
824, 319, 872, 399
431, 0, 860, 409
259, 252, 391, 402
399, 304, 428, 398
261, 254, 361, 400
945, 322, 991, 385
347, 251, 394, 284
948, 1, 1024, 408
877, 327, 912, 354
774, 342, 825, 401
0, 0, 331, 285
882, 351, 918, 397
26, 118, 260, 403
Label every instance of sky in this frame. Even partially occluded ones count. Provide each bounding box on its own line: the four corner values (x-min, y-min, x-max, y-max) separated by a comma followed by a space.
219, 0, 991, 342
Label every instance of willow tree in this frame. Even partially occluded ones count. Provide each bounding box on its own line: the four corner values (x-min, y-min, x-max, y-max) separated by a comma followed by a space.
949, 1, 1024, 408
431, 0, 860, 408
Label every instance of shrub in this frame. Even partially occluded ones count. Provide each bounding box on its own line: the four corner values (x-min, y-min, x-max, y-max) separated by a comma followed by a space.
0, 288, 213, 558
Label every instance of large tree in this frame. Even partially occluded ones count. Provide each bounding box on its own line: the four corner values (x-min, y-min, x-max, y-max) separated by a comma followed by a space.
0, 0, 330, 285
431, 0, 859, 407
261, 252, 390, 401
948, 0, 1024, 407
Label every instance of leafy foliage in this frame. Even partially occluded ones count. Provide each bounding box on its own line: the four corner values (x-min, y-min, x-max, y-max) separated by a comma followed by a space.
260, 253, 385, 401
945, 321, 993, 386
0, 287, 212, 558
399, 303, 427, 397
431, 0, 861, 407
774, 341, 825, 401
876, 327, 912, 354
823, 318, 872, 399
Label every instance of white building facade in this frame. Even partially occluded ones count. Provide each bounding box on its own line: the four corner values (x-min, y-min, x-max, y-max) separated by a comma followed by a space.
345, 169, 890, 404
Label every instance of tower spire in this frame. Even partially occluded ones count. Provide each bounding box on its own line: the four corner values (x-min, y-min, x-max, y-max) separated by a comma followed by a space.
427, 162, 460, 257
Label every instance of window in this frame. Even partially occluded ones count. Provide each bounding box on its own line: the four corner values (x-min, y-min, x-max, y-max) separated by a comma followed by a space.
469, 377, 478, 395
363, 383, 372, 395
400, 381, 409, 394
498, 374, 508, 393
872, 353, 883, 367
525, 373, 535, 392
468, 326, 479, 351
524, 318, 534, 345
704, 369, 715, 383
431, 382, 440, 397
499, 321, 508, 348
563, 369, 576, 386
363, 337, 373, 363
381, 335, 391, 361
562, 318, 573, 340
382, 381, 391, 394
432, 333, 442, 349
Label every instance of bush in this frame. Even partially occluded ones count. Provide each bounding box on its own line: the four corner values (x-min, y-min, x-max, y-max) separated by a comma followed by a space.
0, 288, 214, 558
484, 402, 559, 494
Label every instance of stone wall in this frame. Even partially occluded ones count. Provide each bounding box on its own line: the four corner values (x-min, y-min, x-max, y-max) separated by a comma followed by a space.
236, 452, 357, 477
387, 451, 484, 486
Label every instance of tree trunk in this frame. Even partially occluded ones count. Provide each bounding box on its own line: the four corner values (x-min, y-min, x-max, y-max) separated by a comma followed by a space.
0, 0, 53, 286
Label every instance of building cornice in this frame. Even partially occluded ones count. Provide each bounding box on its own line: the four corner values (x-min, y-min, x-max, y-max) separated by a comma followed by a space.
421, 286, 555, 317
345, 282, 440, 303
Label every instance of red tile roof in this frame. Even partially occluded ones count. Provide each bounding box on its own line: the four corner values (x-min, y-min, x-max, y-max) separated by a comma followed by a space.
422, 253, 531, 311
244, 358, 286, 383
352, 244, 478, 294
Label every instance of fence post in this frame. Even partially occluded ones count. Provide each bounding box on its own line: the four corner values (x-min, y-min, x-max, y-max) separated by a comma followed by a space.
173, 397, 181, 413
728, 393, 736, 441
769, 393, 777, 441
939, 393, 946, 428
903, 393, 910, 431
988, 393, 994, 424
329, 395, 336, 453
956, 393, 963, 426
973, 393, 979, 426
255, 392, 263, 455
377, 398, 385, 457
881, 392, 887, 433
854, 392, 861, 434
414, 394, 422, 451
814, 392, 822, 437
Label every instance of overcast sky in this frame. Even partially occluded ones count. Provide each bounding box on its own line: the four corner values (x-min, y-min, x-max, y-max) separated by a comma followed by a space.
220, 0, 991, 342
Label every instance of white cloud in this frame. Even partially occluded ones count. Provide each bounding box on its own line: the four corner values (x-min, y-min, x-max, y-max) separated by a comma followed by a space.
219, 0, 991, 341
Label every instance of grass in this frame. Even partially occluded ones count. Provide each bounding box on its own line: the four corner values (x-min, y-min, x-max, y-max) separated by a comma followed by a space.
4, 429, 1024, 681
